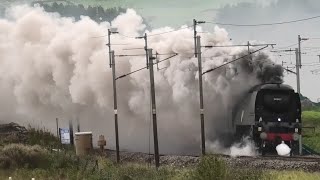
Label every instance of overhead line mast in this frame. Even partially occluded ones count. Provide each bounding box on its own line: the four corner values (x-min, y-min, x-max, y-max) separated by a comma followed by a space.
193, 19, 205, 58
107, 28, 120, 163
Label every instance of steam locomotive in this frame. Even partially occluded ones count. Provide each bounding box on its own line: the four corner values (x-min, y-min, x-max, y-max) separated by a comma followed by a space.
232, 83, 302, 155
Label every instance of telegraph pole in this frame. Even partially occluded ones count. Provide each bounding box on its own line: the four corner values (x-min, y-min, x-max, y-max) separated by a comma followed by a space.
135, 33, 149, 68
156, 52, 160, 71
295, 48, 301, 94
298, 35, 302, 69
148, 49, 160, 168
107, 28, 119, 67
108, 29, 112, 68
107, 28, 120, 163
295, 48, 303, 155
145, 34, 148, 68
298, 35, 308, 68
56, 118, 59, 138
197, 36, 206, 155
193, 19, 205, 57
110, 50, 120, 163
193, 19, 197, 57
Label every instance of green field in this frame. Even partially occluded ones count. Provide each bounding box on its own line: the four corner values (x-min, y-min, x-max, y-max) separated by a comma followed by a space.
302, 110, 320, 153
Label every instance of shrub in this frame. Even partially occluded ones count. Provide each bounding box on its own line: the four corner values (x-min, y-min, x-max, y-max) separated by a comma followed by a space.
185, 155, 267, 180
190, 155, 227, 180
27, 127, 60, 148
48, 152, 77, 169
0, 144, 49, 169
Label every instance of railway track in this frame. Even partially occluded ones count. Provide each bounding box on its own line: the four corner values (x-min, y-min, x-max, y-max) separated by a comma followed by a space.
215, 154, 320, 162
214, 154, 320, 172
104, 149, 320, 163
103, 150, 320, 171
259, 155, 320, 162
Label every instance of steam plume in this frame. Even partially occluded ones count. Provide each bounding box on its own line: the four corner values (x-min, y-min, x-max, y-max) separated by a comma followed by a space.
0, 5, 283, 154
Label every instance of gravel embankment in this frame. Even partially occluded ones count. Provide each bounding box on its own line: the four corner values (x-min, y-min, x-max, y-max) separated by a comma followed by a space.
103, 150, 320, 172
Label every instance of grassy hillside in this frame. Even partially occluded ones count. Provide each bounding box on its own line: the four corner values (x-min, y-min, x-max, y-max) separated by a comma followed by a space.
302, 111, 320, 152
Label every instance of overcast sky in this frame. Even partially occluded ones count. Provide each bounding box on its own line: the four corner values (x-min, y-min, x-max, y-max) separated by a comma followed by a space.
127, 0, 320, 101
3, 0, 320, 101
215, 0, 320, 102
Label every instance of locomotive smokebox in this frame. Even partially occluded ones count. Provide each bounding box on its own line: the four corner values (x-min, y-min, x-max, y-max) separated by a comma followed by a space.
232, 83, 302, 156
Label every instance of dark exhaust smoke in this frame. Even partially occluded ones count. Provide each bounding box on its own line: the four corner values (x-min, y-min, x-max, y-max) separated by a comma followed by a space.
236, 52, 284, 83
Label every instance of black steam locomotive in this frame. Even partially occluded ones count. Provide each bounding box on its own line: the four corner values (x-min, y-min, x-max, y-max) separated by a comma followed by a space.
232, 83, 302, 155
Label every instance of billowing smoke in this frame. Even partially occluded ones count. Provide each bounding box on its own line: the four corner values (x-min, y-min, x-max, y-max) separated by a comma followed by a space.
236, 52, 284, 83
0, 5, 283, 155
207, 137, 257, 157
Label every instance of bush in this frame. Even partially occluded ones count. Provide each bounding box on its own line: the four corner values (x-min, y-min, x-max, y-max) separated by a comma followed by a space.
0, 144, 49, 169
190, 155, 227, 180
48, 151, 79, 169
0, 143, 103, 173
186, 155, 266, 180
27, 127, 60, 148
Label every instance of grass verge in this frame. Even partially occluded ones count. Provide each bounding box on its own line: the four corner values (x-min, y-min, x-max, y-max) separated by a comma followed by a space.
0, 145, 320, 179
302, 111, 320, 152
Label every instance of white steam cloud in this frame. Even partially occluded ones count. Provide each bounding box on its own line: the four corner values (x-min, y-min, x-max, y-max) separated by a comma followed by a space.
0, 5, 282, 155
276, 141, 291, 156
207, 137, 257, 157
